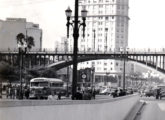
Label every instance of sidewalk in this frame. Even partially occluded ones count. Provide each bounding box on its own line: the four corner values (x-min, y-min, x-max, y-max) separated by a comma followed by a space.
0, 94, 113, 101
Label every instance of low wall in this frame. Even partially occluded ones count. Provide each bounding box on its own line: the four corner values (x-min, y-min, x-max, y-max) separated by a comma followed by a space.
0, 95, 139, 120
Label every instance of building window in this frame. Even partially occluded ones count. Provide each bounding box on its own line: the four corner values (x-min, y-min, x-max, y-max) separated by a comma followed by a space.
99, 5, 103, 8
99, 17, 103, 19
105, 17, 109, 20
99, 0, 103, 3
93, 0, 97, 3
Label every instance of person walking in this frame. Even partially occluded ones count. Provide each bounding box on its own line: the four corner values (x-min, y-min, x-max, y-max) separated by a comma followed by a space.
58, 91, 61, 100
156, 88, 161, 99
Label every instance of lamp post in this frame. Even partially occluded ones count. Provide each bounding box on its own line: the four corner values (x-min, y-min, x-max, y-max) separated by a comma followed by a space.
66, 64, 70, 97
65, 1, 87, 100
91, 66, 95, 91
17, 37, 27, 100
120, 47, 128, 91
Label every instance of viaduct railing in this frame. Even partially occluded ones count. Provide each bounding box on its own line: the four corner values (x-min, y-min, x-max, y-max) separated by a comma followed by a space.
1, 51, 165, 73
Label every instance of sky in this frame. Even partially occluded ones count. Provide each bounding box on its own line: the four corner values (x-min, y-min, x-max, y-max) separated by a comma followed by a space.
0, 0, 165, 49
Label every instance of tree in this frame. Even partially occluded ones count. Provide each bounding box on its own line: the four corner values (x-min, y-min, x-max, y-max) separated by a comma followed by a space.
0, 62, 19, 83
26, 36, 35, 50
16, 33, 35, 51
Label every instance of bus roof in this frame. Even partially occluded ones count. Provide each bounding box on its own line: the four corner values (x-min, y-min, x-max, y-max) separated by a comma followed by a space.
30, 77, 63, 83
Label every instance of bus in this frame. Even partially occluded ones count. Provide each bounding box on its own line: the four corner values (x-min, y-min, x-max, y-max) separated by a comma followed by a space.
29, 77, 66, 99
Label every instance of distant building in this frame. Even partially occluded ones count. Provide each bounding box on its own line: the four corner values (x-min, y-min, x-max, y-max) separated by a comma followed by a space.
58, 37, 68, 52
0, 18, 42, 51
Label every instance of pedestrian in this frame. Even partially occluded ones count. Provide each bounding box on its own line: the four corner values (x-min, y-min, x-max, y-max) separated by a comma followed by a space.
58, 91, 61, 100
6, 87, 10, 99
92, 89, 96, 99
156, 88, 161, 99
48, 91, 57, 100
25, 88, 30, 99
11, 86, 15, 99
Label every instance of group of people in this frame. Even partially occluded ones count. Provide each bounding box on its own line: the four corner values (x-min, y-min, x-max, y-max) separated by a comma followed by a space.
6, 84, 30, 99
73, 87, 96, 100
48, 91, 62, 100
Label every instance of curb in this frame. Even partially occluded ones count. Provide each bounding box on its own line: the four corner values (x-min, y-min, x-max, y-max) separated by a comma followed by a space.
124, 99, 146, 120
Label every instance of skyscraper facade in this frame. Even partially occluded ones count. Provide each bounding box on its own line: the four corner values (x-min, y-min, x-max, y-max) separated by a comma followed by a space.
75, 0, 129, 74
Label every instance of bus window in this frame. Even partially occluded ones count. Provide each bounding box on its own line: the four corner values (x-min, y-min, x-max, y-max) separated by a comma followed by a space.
51, 83, 63, 87
31, 82, 39, 87
39, 82, 48, 87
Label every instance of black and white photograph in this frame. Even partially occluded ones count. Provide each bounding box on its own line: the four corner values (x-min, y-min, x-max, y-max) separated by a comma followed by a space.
0, 0, 165, 120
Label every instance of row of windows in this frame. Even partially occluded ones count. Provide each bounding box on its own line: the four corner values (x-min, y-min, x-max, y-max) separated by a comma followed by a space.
86, 0, 128, 4
86, 16, 127, 21
87, 21, 126, 27
85, 32, 124, 38
92, 10, 125, 15
97, 4, 126, 9
88, 0, 117, 4
117, 35, 124, 38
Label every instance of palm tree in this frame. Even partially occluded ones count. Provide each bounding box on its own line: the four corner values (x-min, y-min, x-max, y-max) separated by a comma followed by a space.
16, 33, 35, 51
26, 36, 35, 50
16, 33, 25, 46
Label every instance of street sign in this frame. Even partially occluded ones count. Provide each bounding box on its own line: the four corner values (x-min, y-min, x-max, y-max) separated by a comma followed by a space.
82, 74, 87, 79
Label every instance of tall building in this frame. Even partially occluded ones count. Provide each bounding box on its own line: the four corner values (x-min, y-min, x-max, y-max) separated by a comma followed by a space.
68, 0, 129, 74
0, 18, 42, 51
79, 0, 129, 52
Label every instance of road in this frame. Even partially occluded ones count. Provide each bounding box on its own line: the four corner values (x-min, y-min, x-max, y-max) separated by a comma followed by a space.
135, 96, 165, 120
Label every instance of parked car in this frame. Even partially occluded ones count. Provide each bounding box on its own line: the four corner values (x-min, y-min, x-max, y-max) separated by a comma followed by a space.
99, 88, 111, 95
126, 88, 133, 95
144, 89, 155, 97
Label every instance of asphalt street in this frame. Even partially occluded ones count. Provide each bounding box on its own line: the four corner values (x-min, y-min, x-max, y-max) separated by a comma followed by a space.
135, 96, 165, 120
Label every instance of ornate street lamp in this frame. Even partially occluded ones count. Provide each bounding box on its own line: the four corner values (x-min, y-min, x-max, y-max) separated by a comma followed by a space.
65, 1, 87, 100
91, 65, 95, 91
